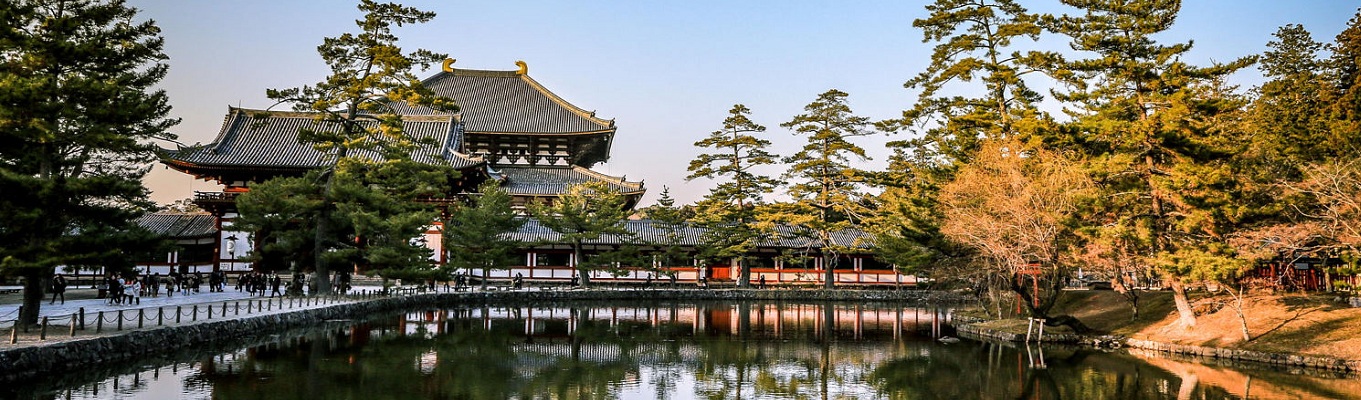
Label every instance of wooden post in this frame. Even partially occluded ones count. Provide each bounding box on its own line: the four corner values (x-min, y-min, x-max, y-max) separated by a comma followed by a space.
96, 311, 104, 333
138, 309, 145, 329
69, 314, 77, 337
176, 306, 182, 324
9, 324, 15, 344
158, 307, 164, 326
192, 305, 198, 322
116, 310, 124, 331
39, 317, 48, 340
79, 307, 86, 330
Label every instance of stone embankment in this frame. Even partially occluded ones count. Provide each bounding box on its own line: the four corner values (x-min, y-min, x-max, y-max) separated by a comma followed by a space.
0, 288, 965, 384
956, 321, 1361, 373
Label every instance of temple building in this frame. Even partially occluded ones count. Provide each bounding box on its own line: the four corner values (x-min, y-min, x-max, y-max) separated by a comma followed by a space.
159, 60, 644, 274
157, 60, 914, 287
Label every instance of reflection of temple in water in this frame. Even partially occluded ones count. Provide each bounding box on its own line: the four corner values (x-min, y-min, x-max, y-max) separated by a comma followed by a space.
392, 303, 957, 342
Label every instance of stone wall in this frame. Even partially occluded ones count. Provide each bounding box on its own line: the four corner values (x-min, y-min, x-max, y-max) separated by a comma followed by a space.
0, 289, 969, 384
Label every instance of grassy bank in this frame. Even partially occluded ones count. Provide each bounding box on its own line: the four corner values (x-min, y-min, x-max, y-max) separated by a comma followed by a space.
972, 289, 1361, 361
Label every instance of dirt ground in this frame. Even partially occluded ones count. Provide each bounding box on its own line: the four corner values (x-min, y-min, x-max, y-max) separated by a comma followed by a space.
1046, 289, 1361, 361
0, 288, 103, 306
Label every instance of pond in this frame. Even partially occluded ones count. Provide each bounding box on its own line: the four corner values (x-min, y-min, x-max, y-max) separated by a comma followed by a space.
14, 301, 1361, 399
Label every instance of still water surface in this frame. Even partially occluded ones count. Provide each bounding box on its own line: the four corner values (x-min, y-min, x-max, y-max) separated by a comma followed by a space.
16, 301, 1361, 399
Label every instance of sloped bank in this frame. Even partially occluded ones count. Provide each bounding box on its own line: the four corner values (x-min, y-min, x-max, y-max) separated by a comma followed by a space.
956, 321, 1361, 373
0, 289, 967, 385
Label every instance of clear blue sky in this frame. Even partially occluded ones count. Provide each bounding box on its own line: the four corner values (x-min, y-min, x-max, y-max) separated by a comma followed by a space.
135, 0, 1360, 207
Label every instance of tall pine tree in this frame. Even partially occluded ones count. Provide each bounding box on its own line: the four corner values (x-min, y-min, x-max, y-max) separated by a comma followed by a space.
687, 104, 782, 287
250, 0, 458, 294
1047, 0, 1254, 328
780, 89, 875, 289
0, 0, 177, 325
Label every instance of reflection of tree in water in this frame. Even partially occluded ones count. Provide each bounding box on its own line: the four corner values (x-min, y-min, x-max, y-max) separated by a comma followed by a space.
866, 342, 1249, 399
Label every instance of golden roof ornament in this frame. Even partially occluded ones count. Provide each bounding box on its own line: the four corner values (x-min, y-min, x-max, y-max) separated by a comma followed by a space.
516, 60, 528, 75
442, 58, 456, 73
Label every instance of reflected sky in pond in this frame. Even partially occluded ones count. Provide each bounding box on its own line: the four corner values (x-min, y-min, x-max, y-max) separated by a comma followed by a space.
16, 301, 1361, 399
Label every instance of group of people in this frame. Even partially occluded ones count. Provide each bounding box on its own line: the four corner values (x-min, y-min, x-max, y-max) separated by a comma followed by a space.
103, 275, 146, 305
236, 271, 285, 298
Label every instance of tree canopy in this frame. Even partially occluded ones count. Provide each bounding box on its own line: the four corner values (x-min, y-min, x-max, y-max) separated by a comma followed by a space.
0, 0, 177, 325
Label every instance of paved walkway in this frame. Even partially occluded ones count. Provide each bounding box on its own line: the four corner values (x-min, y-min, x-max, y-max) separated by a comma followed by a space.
0, 289, 260, 322
0, 286, 395, 350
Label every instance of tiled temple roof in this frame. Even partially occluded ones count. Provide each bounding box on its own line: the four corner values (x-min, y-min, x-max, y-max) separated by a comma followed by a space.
161, 108, 481, 171
393, 66, 615, 135
507, 219, 871, 250
494, 166, 644, 197
136, 213, 217, 239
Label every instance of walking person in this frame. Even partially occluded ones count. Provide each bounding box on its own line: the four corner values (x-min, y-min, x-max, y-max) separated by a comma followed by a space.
270, 274, 283, 298
149, 273, 161, 297
49, 275, 67, 305
107, 275, 123, 305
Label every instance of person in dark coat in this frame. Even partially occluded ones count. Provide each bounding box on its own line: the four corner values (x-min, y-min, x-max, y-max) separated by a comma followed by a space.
49, 275, 67, 305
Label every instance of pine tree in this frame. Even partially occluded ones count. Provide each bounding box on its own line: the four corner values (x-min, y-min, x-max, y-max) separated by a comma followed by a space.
894, 0, 1048, 165
1328, 9, 1361, 152
526, 181, 633, 288
686, 104, 782, 287
638, 187, 693, 280
252, 0, 458, 294
1248, 24, 1336, 174
0, 0, 178, 325
871, 0, 1052, 283
779, 89, 876, 289
1047, 0, 1255, 328
444, 180, 524, 290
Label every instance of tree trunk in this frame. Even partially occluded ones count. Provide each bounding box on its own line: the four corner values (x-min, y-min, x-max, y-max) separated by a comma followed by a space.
18, 270, 46, 326
822, 253, 835, 290
736, 259, 749, 288
313, 210, 332, 296
1169, 277, 1197, 329
1112, 276, 1141, 320
574, 241, 590, 288
1230, 285, 1251, 342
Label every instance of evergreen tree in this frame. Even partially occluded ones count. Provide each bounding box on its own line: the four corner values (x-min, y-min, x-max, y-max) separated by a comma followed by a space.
871, 0, 1052, 283
251, 0, 458, 294
1248, 24, 1336, 175
444, 180, 524, 290
1328, 9, 1361, 152
1046, 0, 1255, 328
894, 0, 1049, 165
638, 187, 693, 280
779, 89, 875, 289
686, 104, 782, 287
526, 181, 633, 288
0, 0, 177, 325
233, 174, 322, 274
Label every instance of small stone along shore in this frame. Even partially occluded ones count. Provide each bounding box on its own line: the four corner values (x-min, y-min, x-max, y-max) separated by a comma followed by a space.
0, 288, 965, 384
956, 321, 1361, 373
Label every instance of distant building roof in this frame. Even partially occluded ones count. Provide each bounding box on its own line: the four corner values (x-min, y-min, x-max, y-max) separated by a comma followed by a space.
507, 218, 872, 250
160, 107, 482, 174
494, 166, 644, 197
136, 212, 217, 239
394, 66, 615, 135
